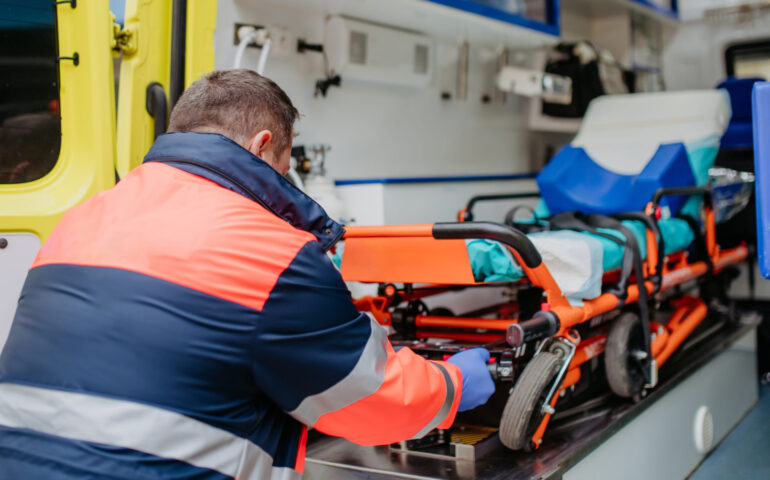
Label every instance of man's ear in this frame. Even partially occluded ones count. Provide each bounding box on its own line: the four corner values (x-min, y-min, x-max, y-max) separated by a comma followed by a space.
245, 130, 272, 158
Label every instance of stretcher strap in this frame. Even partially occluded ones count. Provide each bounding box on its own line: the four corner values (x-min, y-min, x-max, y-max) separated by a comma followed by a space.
584, 214, 653, 382
504, 205, 544, 234
614, 211, 665, 294
548, 211, 653, 381
676, 214, 714, 273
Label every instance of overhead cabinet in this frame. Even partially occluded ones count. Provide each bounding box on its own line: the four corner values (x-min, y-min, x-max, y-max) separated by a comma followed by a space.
562, 0, 678, 24
425, 0, 560, 36
257, 0, 561, 47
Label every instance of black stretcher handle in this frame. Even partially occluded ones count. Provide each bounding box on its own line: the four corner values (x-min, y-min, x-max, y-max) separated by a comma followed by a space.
650, 186, 713, 210
506, 311, 560, 347
462, 192, 540, 222
433, 222, 542, 268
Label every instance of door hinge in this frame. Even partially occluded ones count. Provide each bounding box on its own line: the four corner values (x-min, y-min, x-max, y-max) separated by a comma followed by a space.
112, 23, 137, 56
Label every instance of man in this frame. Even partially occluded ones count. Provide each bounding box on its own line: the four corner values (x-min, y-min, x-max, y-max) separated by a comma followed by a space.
0, 70, 495, 479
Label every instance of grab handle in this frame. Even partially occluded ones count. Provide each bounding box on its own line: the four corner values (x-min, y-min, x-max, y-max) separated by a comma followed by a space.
506, 311, 560, 347
145, 82, 168, 140
461, 192, 540, 222
650, 186, 713, 211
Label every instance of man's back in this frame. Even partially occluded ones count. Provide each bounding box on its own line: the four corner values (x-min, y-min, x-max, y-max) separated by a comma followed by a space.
0, 70, 491, 479
0, 154, 321, 479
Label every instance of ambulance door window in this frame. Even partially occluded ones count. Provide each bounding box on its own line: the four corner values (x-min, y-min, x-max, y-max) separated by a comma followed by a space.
725, 39, 770, 80
0, 1, 60, 184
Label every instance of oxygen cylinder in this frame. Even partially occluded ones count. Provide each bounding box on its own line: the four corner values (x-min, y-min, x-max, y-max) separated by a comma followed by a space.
299, 144, 349, 225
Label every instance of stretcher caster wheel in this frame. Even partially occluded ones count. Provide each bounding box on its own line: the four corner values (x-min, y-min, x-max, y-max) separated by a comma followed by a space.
499, 352, 561, 451
605, 312, 646, 399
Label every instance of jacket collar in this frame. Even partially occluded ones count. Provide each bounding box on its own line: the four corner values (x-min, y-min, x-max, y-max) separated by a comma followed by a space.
143, 132, 343, 251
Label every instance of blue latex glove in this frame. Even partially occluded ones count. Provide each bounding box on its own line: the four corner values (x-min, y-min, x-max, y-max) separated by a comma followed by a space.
446, 348, 495, 412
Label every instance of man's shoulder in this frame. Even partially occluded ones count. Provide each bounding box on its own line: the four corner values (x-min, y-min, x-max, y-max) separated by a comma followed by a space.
131, 162, 320, 244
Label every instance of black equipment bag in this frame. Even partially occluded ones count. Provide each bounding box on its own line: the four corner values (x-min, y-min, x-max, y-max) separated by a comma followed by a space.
542, 42, 630, 118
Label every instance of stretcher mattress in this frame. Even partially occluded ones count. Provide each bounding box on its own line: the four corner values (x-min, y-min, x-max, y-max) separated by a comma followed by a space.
334, 218, 694, 302
467, 218, 694, 301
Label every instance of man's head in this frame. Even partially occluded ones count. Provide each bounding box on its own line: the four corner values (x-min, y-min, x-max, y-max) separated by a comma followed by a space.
168, 69, 299, 174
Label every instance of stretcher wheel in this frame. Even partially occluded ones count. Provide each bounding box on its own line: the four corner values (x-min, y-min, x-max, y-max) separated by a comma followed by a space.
499, 352, 561, 451
604, 312, 646, 400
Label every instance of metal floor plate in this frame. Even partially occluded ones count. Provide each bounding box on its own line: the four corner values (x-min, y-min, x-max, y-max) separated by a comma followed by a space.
305, 318, 759, 480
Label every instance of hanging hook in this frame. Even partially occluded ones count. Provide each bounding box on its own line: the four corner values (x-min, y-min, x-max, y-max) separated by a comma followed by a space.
58, 52, 80, 66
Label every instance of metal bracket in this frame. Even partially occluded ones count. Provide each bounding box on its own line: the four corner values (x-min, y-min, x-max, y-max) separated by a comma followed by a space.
495, 350, 515, 381
54, 0, 76, 8
538, 336, 577, 415
57, 53, 79, 66
112, 24, 137, 56
645, 359, 659, 389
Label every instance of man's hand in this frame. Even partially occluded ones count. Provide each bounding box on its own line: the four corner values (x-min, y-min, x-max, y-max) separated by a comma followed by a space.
446, 348, 496, 412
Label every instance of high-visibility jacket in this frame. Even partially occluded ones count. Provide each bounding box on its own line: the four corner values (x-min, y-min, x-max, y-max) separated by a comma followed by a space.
0, 132, 462, 479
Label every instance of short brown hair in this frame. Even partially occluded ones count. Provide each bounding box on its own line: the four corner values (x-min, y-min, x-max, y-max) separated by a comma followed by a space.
168, 70, 299, 155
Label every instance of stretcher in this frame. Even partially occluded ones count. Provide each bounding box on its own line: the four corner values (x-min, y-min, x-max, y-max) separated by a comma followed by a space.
340, 188, 748, 451
335, 90, 752, 452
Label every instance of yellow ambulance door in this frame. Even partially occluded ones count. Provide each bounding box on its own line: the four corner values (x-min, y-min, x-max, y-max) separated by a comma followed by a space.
0, 0, 117, 349
184, 1, 218, 89
115, 0, 173, 178
114, 0, 218, 180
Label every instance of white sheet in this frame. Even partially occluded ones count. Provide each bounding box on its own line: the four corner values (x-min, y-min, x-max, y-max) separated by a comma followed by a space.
529, 230, 604, 304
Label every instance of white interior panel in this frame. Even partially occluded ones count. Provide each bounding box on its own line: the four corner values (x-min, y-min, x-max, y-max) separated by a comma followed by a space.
217, 0, 542, 181
0, 233, 40, 353
337, 178, 539, 226
564, 328, 758, 480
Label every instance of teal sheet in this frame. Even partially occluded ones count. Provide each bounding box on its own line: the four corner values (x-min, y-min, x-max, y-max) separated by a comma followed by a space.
467, 217, 694, 283
680, 137, 720, 218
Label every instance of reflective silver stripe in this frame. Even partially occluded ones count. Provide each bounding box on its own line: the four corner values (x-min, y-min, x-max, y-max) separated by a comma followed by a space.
0, 383, 299, 480
289, 315, 389, 427
411, 362, 456, 439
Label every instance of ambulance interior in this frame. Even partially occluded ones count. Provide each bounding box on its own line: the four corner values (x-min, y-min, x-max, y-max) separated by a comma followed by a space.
2, 0, 770, 478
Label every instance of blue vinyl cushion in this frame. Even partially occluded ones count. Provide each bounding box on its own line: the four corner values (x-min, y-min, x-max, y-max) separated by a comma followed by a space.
536, 143, 696, 216
718, 77, 765, 150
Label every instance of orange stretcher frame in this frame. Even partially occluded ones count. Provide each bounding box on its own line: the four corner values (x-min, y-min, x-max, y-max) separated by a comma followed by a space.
341, 192, 748, 450
343, 221, 746, 338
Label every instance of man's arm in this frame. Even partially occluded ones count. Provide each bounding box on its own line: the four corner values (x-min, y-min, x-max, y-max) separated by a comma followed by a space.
251, 240, 485, 445
311, 328, 461, 444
